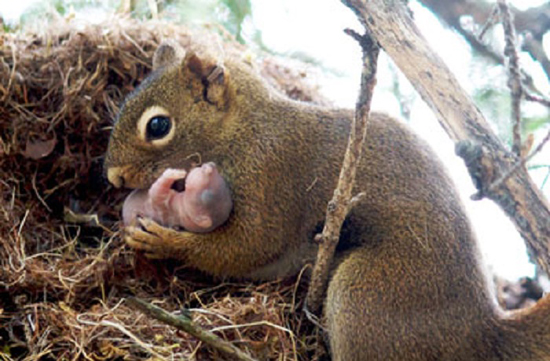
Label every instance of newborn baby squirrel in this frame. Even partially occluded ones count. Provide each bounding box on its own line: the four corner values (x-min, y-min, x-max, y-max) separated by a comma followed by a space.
122, 163, 232, 232
105, 41, 550, 360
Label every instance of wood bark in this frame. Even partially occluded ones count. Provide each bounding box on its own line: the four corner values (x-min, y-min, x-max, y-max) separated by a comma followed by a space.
342, 0, 550, 273
497, 0, 522, 156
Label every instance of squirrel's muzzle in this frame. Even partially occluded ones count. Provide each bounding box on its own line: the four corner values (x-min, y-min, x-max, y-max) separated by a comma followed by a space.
107, 167, 125, 188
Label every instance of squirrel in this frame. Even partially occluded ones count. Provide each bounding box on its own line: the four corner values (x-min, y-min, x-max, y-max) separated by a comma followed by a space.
104, 41, 550, 360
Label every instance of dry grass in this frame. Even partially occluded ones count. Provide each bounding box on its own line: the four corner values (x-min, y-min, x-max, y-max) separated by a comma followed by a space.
0, 17, 325, 361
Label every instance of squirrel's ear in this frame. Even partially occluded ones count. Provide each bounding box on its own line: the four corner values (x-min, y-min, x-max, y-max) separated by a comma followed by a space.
184, 52, 228, 107
153, 41, 186, 70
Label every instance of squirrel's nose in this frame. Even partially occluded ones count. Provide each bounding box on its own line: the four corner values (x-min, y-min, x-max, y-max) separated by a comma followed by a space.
107, 167, 125, 188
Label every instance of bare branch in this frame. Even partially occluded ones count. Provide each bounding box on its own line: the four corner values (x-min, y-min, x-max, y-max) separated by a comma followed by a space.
498, 0, 523, 156
525, 92, 550, 108
484, 128, 550, 195
305, 29, 380, 314
478, 5, 499, 40
126, 297, 258, 361
522, 33, 550, 84
419, 0, 550, 93
475, 1, 550, 198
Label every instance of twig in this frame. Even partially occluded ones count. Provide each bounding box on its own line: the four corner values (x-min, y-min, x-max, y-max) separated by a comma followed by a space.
478, 5, 499, 40
541, 167, 550, 190
305, 28, 379, 315
2, 43, 18, 102
419, 0, 545, 97
523, 32, 550, 84
126, 297, 257, 361
485, 127, 550, 194
498, 0, 523, 156
461, 26, 542, 96
525, 92, 550, 108
100, 320, 166, 359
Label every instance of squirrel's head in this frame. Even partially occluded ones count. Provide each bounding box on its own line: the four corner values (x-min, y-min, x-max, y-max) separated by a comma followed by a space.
104, 41, 240, 189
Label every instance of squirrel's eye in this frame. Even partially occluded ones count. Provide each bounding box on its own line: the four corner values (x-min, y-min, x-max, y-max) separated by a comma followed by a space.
146, 116, 171, 140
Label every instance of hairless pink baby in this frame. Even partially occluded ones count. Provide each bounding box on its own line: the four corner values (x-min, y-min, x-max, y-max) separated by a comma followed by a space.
122, 162, 232, 232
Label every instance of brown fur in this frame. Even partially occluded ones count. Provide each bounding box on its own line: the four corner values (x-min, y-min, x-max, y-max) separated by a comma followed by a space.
104, 43, 550, 360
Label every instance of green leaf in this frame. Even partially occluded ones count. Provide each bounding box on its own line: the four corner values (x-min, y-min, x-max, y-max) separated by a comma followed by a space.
523, 116, 550, 133
220, 0, 252, 43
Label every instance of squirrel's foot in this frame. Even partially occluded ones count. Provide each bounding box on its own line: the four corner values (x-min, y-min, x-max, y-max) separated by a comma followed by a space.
125, 216, 196, 259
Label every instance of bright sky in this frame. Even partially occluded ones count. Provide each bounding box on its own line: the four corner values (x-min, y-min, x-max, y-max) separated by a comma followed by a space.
2, 0, 549, 280
1, 0, 41, 22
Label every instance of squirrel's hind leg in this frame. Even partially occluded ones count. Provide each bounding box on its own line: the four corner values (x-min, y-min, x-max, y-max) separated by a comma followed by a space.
324, 245, 491, 361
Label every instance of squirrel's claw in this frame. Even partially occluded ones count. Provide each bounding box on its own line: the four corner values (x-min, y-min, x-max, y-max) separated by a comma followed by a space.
125, 216, 197, 259
124, 217, 173, 257
125, 225, 158, 251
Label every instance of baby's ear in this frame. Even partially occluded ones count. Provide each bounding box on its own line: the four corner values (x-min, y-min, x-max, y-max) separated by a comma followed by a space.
152, 41, 186, 70
183, 51, 228, 108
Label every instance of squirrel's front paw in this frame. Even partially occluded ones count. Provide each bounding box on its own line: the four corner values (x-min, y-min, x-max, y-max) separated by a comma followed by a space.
125, 216, 189, 259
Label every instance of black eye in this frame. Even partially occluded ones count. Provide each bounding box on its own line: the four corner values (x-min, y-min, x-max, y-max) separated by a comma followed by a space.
146, 116, 171, 141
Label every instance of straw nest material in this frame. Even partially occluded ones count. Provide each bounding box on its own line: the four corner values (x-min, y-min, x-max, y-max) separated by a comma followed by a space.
0, 17, 326, 361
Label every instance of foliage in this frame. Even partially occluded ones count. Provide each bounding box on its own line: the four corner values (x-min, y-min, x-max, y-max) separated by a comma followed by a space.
220, 0, 251, 43
7, 0, 252, 43
474, 87, 513, 145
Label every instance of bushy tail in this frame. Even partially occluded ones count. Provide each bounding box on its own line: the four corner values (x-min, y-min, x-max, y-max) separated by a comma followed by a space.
496, 293, 550, 360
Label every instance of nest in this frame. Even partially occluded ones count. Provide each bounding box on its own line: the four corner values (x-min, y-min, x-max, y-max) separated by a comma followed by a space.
0, 18, 325, 360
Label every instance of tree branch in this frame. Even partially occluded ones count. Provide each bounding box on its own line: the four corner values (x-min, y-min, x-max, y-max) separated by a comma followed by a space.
525, 92, 550, 108
522, 33, 550, 85
305, 30, 379, 315
486, 128, 550, 195
342, 0, 550, 274
418, 0, 550, 40
126, 297, 257, 361
478, 5, 499, 41
498, 0, 522, 156
419, 0, 550, 89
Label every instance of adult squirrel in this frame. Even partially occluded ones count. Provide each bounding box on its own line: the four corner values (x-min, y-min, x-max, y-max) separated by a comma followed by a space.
104, 41, 550, 360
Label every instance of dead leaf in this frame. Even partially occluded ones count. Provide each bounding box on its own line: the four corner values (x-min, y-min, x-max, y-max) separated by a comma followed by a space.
22, 135, 57, 160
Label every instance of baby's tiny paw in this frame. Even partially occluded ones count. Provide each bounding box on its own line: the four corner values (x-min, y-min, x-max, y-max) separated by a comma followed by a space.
148, 168, 187, 203
160, 168, 188, 181
200, 162, 216, 176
